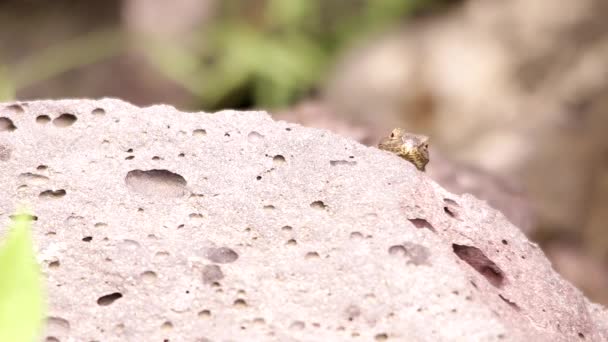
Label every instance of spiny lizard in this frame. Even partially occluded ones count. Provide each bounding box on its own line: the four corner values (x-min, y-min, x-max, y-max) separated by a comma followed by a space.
378, 128, 430, 171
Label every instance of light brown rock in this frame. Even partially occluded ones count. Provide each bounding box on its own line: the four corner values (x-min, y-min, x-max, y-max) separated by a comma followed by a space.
0, 99, 605, 341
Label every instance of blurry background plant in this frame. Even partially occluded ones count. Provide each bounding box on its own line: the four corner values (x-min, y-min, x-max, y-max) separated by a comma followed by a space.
0, 0, 452, 109
155, 0, 455, 109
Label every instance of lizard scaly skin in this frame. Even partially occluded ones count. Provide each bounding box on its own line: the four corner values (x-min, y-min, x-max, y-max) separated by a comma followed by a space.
378, 128, 430, 171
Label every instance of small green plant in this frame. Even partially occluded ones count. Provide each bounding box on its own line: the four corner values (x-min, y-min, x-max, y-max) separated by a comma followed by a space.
0, 209, 46, 342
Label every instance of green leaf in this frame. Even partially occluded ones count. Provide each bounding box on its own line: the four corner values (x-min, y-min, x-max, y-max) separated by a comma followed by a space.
0, 210, 46, 342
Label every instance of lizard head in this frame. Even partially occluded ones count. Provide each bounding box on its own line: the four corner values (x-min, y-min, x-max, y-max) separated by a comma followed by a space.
378, 128, 430, 171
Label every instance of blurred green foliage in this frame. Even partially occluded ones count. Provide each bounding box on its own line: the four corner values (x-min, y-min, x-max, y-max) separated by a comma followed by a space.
0, 0, 448, 109
0, 209, 46, 342
152, 0, 440, 109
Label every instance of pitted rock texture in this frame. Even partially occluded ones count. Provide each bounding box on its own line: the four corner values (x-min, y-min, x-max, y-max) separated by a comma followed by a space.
0, 99, 606, 341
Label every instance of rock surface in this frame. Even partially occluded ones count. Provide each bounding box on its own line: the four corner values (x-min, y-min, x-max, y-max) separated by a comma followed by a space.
0, 98, 606, 341
275, 101, 537, 234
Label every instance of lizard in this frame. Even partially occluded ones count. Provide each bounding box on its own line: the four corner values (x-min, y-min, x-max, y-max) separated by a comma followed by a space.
378, 128, 430, 171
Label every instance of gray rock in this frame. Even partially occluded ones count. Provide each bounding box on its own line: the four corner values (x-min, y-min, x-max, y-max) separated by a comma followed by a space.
0, 99, 605, 341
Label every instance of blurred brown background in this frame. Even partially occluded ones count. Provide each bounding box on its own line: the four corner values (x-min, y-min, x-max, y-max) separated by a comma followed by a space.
1, 0, 608, 304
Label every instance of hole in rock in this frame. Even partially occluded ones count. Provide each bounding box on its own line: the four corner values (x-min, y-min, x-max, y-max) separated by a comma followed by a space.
273, 155, 286, 164
443, 198, 460, 218
206, 247, 239, 263
92, 108, 106, 115
39, 189, 67, 199
305, 251, 320, 259
19, 172, 49, 185
375, 333, 388, 341
388, 245, 406, 256
121, 239, 141, 250
36, 115, 51, 124
141, 270, 157, 282
233, 299, 248, 308
389, 242, 431, 266
443, 198, 459, 206
97, 292, 123, 306
6, 104, 24, 114
52, 113, 77, 127
408, 218, 436, 233
247, 131, 264, 142
366, 214, 377, 221
198, 309, 211, 318
310, 201, 327, 210
350, 231, 364, 239
330, 160, 357, 166
125, 169, 188, 198
193, 129, 207, 136
453, 244, 505, 287
46, 316, 70, 334
0, 117, 16, 131
444, 206, 458, 218
202, 264, 224, 284
82, 236, 93, 242
154, 251, 170, 262
290, 321, 305, 330
498, 294, 520, 311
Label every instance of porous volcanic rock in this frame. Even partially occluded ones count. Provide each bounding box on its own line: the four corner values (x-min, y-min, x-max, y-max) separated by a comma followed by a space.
0, 99, 606, 341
